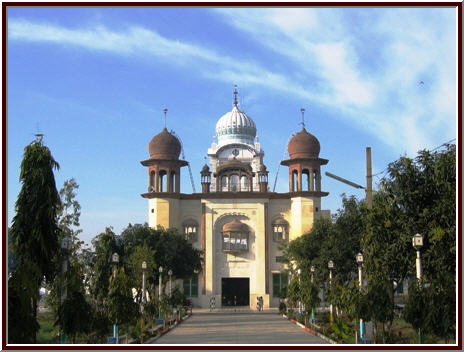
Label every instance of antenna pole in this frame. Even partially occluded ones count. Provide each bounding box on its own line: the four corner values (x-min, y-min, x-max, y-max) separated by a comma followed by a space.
163, 108, 168, 129
300, 108, 305, 128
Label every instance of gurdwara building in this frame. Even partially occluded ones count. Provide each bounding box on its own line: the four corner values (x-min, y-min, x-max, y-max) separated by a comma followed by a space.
141, 89, 330, 309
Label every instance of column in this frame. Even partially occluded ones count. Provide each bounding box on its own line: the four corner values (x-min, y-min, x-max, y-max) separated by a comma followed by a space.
154, 169, 159, 192
316, 169, 321, 191
289, 170, 293, 192
167, 168, 172, 193
176, 168, 181, 193
298, 166, 302, 192
309, 168, 314, 191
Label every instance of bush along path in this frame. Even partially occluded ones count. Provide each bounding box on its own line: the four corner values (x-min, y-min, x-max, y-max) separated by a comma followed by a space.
144, 307, 193, 344
281, 312, 338, 344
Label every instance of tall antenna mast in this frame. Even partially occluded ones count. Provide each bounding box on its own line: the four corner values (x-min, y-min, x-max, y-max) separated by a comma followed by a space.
163, 108, 168, 129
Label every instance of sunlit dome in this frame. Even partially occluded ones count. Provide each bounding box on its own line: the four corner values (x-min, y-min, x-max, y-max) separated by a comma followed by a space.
215, 87, 257, 146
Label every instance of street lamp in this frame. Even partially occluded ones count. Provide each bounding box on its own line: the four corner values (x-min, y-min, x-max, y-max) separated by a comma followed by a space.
158, 266, 163, 319
328, 260, 334, 323
60, 235, 71, 344
310, 265, 315, 323
112, 253, 119, 278
297, 268, 302, 315
112, 252, 119, 343
356, 253, 364, 343
412, 233, 423, 283
141, 261, 147, 310
168, 269, 173, 298
412, 233, 424, 344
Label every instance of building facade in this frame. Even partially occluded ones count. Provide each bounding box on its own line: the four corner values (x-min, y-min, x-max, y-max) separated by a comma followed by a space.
141, 89, 330, 309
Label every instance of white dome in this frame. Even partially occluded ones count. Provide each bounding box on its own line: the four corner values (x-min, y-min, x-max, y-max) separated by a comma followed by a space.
215, 105, 257, 145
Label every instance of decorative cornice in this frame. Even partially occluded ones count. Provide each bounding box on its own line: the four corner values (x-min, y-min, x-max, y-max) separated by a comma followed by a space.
140, 190, 329, 200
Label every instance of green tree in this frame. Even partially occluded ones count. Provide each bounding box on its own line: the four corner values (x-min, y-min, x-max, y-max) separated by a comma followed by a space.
45, 178, 92, 343
364, 144, 456, 341
89, 227, 120, 307
119, 224, 202, 298
9, 139, 61, 343
107, 268, 140, 338
127, 244, 156, 304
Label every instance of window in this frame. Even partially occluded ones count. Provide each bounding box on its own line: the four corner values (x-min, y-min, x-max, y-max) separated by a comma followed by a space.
222, 232, 248, 252
221, 176, 228, 192
275, 256, 284, 263
183, 220, 198, 242
272, 272, 288, 298
229, 174, 239, 192
272, 219, 288, 242
222, 219, 249, 253
183, 274, 198, 297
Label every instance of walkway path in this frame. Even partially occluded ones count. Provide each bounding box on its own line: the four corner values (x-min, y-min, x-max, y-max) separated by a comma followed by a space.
152, 309, 329, 344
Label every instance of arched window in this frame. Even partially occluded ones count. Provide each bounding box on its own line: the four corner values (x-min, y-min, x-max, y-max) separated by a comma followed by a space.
302, 169, 310, 191
240, 176, 249, 191
272, 218, 289, 242
222, 219, 249, 253
221, 176, 228, 192
229, 174, 239, 192
183, 219, 198, 242
159, 170, 167, 192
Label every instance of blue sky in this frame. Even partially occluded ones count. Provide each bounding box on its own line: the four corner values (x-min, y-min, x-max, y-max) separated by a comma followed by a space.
7, 7, 457, 245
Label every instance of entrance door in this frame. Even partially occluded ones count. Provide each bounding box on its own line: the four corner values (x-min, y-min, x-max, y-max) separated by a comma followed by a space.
221, 278, 250, 306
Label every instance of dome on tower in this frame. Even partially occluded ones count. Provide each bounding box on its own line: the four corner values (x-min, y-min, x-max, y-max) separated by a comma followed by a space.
287, 127, 320, 159
149, 128, 181, 160
215, 105, 257, 145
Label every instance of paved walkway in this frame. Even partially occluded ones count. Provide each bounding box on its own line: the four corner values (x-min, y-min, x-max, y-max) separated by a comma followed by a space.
152, 309, 329, 344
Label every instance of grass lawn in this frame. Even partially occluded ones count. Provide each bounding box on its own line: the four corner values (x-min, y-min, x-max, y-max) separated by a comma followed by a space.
37, 311, 59, 344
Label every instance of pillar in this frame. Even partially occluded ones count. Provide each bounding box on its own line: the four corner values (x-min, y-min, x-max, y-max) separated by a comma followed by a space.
167, 168, 172, 193
176, 169, 181, 193
309, 168, 314, 191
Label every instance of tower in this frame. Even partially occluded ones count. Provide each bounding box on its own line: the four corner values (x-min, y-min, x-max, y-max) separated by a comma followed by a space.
281, 112, 329, 238
200, 164, 211, 193
141, 124, 188, 228
207, 86, 267, 192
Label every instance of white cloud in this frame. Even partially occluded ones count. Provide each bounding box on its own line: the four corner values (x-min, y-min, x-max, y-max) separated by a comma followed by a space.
213, 7, 456, 154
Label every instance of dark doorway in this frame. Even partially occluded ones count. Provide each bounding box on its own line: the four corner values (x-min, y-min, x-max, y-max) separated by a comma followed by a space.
221, 278, 249, 306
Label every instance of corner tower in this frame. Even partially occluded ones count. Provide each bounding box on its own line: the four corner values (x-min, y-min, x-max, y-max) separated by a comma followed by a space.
281, 110, 329, 238
141, 117, 188, 228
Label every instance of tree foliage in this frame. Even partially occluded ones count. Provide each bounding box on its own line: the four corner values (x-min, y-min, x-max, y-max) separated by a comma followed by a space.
8, 139, 61, 343
10, 139, 61, 282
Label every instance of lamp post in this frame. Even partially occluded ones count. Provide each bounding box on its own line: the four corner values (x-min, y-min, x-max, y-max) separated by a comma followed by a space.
168, 269, 173, 298
412, 233, 424, 344
356, 253, 364, 343
60, 235, 71, 344
141, 261, 147, 312
158, 266, 163, 319
328, 260, 334, 323
112, 252, 119, 343
310, 265, 315, 323
297, 268, 302, 315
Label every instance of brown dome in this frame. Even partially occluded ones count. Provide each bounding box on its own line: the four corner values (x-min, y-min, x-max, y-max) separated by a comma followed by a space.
149, 128, 181, 160
287, 128, 320, 159
223, 219, 248, 233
